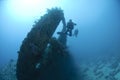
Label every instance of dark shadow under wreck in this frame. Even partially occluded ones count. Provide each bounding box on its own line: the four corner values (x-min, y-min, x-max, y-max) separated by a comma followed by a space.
16, 8, 80, 80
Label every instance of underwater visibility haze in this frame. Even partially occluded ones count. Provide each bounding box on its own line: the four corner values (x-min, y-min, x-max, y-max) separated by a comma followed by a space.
0, 0, 120, 80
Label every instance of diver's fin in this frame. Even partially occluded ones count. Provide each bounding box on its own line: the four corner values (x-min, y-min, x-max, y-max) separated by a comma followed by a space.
57, 32, 66, 35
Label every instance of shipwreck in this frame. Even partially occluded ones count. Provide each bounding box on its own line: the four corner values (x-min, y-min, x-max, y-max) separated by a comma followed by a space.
16, 8, 79, 80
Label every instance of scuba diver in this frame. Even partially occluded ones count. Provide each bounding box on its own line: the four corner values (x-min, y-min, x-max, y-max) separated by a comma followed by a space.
65, 19, 76, 36
73, 29, 79, 37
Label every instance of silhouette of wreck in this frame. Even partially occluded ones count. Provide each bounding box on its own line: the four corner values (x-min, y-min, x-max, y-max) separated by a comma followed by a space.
16, 8, 79, 80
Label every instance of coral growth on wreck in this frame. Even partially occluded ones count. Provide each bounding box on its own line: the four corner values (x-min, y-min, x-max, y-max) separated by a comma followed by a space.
16, 8, 79, 80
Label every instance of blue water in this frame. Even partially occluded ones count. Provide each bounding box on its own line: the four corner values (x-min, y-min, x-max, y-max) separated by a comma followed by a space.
0, 0, 120, 80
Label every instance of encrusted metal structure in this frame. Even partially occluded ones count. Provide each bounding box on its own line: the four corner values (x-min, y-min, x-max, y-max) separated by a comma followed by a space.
16, 8, 65, 80
17, 8, 79, 80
